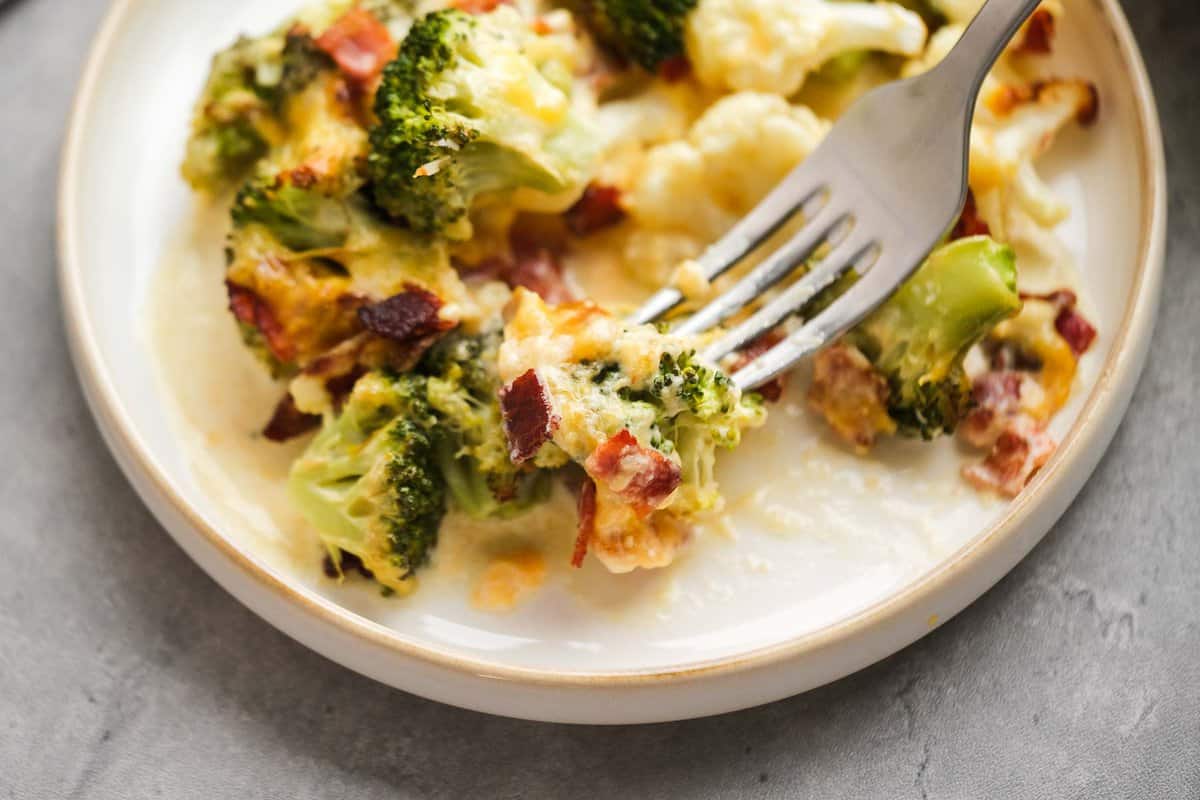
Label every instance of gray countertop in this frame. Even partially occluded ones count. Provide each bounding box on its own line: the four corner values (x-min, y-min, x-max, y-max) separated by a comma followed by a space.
2, 0, 1197, 797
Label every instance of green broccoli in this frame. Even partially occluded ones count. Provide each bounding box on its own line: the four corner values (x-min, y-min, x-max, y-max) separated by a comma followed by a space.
610, 350, 763, 512
367, 8, 596, 237
847, 235, 1022, 439
231, 175, 352, 252
288, 370, 445, 592
182, 28, 335, 191
419, 330, 554, 518
569, 0, 698, 72
289, 333, 560, 591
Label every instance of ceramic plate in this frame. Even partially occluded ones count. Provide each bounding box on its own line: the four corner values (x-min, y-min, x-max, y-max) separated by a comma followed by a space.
59, 0, 1164, 723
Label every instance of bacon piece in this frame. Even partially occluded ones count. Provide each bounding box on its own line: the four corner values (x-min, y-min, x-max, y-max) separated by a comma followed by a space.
451, 0, 509, 12
500, 370, 560, 464
963, 418, 1056, 497
807, 343, 897, 451
467, 224, 574, 304
226, 281, 295, 363
507, 246, 573, 304
315, 8, 396, 85
1055, 306, 1097, 356
1021, 289, 1097, 356
572, 479, 597, 568
1012, 8, 1056, 55
960, 370, 1022, 449
325, 366, 367, 411
262, 393, 321, 442
733, 332, 785, 403
564, 184, 626, 236
584, 430, 681, 516
658, 56, 692, 82
951, 189, 991, 240
357, 284, 452, 343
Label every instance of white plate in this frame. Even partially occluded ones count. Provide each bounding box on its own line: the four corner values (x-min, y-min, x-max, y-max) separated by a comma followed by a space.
59, 0, 1165, 723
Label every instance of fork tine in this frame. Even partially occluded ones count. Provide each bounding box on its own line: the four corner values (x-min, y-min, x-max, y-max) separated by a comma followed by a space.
702, 231, 877, 363
628, 161, 829, 325
671, 206, 850, 336
729, 250, 921, 390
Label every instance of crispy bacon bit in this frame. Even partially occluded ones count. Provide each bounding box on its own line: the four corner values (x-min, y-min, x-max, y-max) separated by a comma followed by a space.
572, 479, 597, 568
500, 370, 560, 463
808, 344, 897, 451
1012, 8, 1056, 55
733, 332, 786, 403
357, 284, 452, 343
263, 393, 321, 442
963, 418, 1056, 497
468, 223, 574, 304
1021, 289, 1097, 356
281, 164, 319, 190
507, 246, 573, 304
658, 56, 692, 82
325, 365, 367, 411
565, 184, 626, 236
315, 8, 396, 85
951, 189, 991, 240
960, 371, 1023, 449
1055, 307, 1097, 356
227, 281, 295, 363
451, 0, 509, 12
584, 430, 682, 516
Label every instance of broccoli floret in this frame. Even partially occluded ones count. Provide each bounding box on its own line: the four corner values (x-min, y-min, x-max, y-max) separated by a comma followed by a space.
231, 176, 352, 252
289, 333, 560, 590
367, 8, 596, 237
847, 235, 1021, 439
570, 0, 698, 71
182, 28, 335, 191
420, 331, 554, 518
616, 350, 763, 512
288, 371, 445, 592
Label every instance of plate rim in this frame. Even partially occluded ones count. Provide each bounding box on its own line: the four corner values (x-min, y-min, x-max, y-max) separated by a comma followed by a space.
57, 0, 1167, 691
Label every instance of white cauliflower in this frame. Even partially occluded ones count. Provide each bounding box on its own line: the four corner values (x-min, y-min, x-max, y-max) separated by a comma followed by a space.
686, 0, 927, 96
970, 79, 1097, 227
926, 0, 1063, 52
616, 92, 829, 287
902, 18, 1095, 229
629, 92, 830, 241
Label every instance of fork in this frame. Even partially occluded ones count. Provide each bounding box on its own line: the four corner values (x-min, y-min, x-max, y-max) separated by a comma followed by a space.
631, 0, 1042, 390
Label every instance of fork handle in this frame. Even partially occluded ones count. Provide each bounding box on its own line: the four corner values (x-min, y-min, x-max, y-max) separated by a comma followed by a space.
939, 0, 1044, 99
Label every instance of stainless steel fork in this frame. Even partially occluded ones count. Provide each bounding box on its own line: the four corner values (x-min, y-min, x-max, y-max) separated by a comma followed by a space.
631, 0, 1042, 390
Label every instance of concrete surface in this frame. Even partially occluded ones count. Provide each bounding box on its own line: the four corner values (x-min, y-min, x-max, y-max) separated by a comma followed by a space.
1, 0, 1197, 797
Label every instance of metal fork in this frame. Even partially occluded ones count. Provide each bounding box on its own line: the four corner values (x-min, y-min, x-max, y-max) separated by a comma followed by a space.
631, 0, 1042, 390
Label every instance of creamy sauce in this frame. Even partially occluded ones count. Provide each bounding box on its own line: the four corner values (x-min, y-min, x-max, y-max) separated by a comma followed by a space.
147, 196, 1081, 620
471, 549, 548, 612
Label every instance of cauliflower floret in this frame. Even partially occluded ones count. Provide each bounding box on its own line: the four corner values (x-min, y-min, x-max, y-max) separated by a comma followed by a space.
629, 92, 830, 243
617, 92, 829, 287
686, 0, 926, 96
903, 21, 1095, 232
970, 79, 1097, 225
